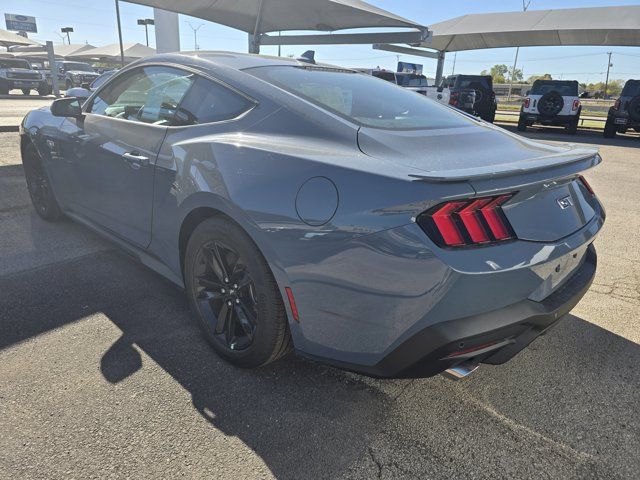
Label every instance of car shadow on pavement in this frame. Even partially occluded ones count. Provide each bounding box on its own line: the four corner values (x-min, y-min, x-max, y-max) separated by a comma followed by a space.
1, 246, 639, 478
500, 124, 640, 148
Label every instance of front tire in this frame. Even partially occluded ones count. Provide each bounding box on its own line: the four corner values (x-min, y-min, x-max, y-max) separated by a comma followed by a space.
184, 217, 292, 368
603, 118, 617, 138
22, 142, 63, 221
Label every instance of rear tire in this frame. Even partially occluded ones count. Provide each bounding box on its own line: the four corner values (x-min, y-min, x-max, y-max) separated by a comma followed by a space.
517, 114, 527, 132
184, 217, 292, 368
22, 142, 63, 221
603, 118, 617, 138
38, 85, 52, 96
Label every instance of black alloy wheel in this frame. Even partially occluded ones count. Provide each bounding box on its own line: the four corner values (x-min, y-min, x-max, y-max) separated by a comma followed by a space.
23, 143, 63, 221
184, 217, 292, 368
628, 96, 640, 122
193, 240, 258, 352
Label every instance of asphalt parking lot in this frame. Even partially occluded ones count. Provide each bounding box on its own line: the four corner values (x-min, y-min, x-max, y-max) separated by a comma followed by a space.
1, 127, 639, 479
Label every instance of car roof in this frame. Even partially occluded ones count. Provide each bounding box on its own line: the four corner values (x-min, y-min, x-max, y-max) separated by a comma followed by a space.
136, 50, 342, 72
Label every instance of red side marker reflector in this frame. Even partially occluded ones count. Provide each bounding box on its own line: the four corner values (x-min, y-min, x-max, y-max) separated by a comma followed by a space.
431, 201, 467, 246
457, 199, 492, 243
285, 287, 299, 322
480, 195, 512, 240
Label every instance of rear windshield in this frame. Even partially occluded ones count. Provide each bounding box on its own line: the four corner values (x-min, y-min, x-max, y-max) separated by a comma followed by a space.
248, 66, 472, 130
621, 81, 640, 97
531, 81, 578, 96
0, 59, 32, 70
454, 76, 492, 90
397, 73, 429, 88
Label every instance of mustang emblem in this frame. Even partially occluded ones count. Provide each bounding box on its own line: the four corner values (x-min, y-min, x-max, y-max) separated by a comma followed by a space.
557, 195, 573, 209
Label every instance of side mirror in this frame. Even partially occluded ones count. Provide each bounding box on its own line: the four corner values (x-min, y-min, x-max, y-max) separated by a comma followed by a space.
51, 97, 83, 118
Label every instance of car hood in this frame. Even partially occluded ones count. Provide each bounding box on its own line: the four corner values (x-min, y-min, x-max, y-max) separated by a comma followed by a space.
357, 122, 598, 182
5, 68, 41, 75
67, 70, 98, 76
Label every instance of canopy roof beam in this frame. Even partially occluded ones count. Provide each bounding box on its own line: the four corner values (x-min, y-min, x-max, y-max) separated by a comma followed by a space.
258, 28, 430, 48
372, 43, 439, 59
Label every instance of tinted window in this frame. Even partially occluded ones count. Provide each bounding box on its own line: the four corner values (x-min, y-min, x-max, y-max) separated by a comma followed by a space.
89, 66, 195, 126
90, 71, 116, 89
176, 77, 253, 124
249, 66, 471, 130
372, 71, 397, 83
621, 81, 640, 97
0, 59, 31, 69
531, 81, 578, 96
397, 73, 429, 87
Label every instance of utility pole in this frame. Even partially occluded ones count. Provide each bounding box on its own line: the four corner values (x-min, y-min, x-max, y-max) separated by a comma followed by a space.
451, 52, 457, 75
604, 52, 613, 99
61, 27, 73, 45
185, 22, 203, 50
115, 0, 125, 67
508, 0, 532, 101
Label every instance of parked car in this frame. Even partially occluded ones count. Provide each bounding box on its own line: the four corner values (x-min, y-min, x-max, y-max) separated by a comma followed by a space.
20, 52, 604, 379
0, 58, 50, 96
51, 61, 100, 90
65, 70, 118, 102
603, 79, 640, 138
519, 80, 581, 134
358, 68, 454, 106
441, 74, 497, 122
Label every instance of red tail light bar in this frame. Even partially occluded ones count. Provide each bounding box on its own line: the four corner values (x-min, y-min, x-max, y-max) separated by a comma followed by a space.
572, 99, 581, 111
417, 194, 516, 248
523, 97, 531, 109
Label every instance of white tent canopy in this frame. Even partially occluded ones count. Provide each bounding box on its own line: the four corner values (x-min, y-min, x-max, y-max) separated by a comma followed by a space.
0, 29, 40, 48
427, 5, 640, 52
128, 0, 421, 34
11, 44, 96, 59
68, 43, 155, 62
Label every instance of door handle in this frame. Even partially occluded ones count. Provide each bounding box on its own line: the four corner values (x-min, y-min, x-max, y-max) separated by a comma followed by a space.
122, 151, 150, 169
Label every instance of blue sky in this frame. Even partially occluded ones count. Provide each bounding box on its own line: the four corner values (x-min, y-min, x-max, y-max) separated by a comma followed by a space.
3, 0, 639, 83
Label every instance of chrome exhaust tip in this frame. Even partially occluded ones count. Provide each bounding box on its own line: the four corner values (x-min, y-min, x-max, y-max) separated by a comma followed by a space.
442, 361, 479, 380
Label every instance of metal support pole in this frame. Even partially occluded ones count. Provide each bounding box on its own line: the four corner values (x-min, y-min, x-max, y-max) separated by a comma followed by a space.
435, 51, 446, 85
115, 0, 125, 67
507, 47, 520, 101
46, 41, 60, 98
249, 0, 265, 54
604, 52, 612, 99
144, 24, 149, 46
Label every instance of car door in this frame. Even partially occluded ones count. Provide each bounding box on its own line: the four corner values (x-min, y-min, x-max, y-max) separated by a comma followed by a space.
66, 66, 196, 248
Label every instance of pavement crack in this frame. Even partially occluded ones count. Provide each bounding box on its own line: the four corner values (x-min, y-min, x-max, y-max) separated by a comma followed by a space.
368, 447, 383, 479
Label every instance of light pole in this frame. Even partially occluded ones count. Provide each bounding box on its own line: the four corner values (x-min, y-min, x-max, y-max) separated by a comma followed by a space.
604, 52, 613, 99
61, 27, 73, 45
507, 0, 532, 101
137, 18, 155, 47
185, 21, 204, 50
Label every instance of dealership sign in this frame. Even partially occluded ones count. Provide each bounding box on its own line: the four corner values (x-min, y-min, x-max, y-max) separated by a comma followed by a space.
5, 14, 38, 33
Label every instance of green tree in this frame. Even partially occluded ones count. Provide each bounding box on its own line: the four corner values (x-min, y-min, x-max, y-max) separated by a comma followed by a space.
527, 73, 553, 83
481, 64, 509, 83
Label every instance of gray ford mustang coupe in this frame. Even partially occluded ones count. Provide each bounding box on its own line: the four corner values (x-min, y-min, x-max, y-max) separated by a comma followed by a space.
20, 52, 604, 378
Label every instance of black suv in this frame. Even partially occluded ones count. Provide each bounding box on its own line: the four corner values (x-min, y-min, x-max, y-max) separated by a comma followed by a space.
604, 80, 640, 138
442, 74, 497, 122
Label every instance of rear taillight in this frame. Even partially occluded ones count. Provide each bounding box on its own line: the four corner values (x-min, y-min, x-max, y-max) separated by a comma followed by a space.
613, 99, 621, 110
523, 97, 530, 108
572, 99, 580, 111
417, 194, 516, 248
579, 175, 595, 195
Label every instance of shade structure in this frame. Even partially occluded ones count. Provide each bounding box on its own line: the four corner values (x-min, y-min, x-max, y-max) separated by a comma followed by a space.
0, 28, 40, 48
428, 5, 640, 52
12, 44, 96, 59
68, 43, 156, 62
127, 0, 421, 34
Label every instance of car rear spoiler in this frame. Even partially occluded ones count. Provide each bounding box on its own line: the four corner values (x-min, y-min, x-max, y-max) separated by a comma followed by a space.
408, 152, 601, 183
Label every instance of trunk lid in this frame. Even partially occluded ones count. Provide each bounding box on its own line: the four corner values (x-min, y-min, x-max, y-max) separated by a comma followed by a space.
357, 124, 600, 242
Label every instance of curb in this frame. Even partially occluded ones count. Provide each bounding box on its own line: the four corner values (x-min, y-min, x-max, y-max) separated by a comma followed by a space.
0, 125, 19, 133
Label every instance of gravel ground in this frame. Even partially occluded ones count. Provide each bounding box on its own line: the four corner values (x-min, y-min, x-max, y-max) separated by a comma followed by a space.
0, 129, 638, 480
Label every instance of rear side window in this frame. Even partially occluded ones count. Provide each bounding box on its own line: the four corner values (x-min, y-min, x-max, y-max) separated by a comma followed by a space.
175, 77, 254, 124
531, 81, 578, 96
621, 81, 640, 97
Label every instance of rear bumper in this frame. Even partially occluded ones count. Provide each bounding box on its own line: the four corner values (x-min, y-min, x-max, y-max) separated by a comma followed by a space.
522, 113, 579, 125
607, 114, 640, 128
301, 244, 597, 379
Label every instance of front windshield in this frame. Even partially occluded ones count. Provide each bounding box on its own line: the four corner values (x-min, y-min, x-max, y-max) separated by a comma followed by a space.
531, 81, 578, 96
248, 66, 471, 130
0, 59, 32, 70
61, 62, 94, 72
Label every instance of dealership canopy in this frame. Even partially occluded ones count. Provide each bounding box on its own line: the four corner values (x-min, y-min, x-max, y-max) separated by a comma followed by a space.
427, 5, 640, 52
11, 43, 96, 59
68, 43, 156, 62
0, 28, 40, 48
